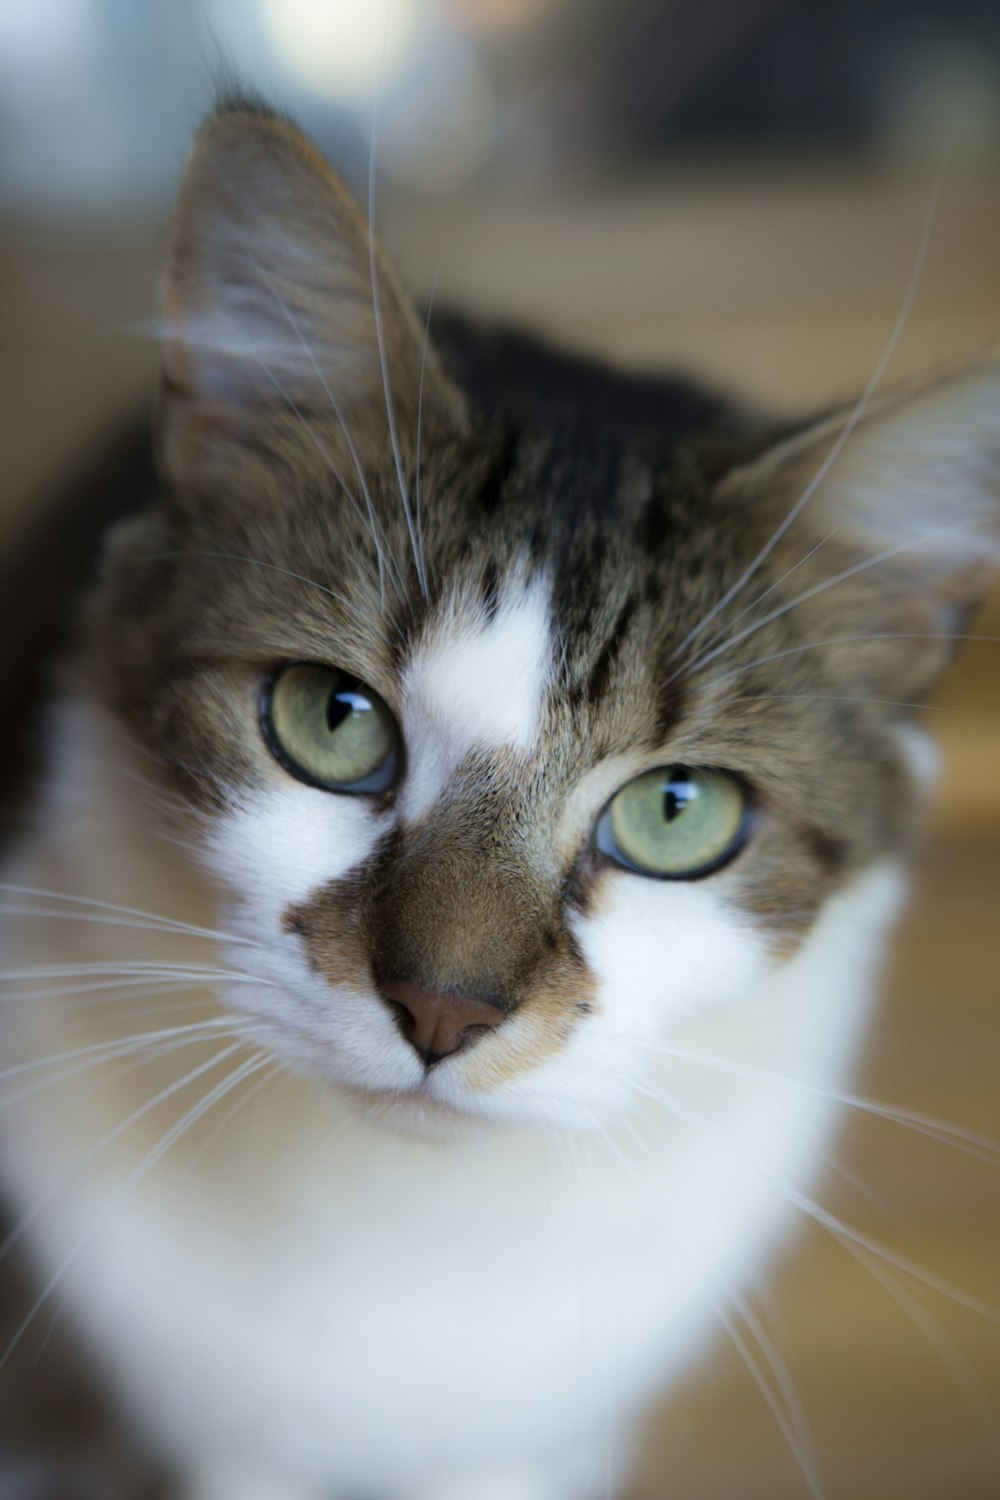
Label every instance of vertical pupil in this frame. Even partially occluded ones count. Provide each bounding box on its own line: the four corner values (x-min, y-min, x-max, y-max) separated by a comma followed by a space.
663, 772, 694, 823
326, 691, 353, 733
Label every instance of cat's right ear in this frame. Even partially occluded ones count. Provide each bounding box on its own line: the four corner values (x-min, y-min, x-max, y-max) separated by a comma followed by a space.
159, 105, 467, 475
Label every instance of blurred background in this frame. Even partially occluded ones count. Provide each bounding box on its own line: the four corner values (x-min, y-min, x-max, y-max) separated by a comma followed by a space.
1, 2, 998, 1497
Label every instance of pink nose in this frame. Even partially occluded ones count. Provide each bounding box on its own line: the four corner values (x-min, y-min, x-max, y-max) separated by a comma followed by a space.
381, 979, 505, 1066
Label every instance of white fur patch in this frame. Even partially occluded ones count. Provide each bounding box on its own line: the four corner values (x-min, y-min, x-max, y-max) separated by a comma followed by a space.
0, 694, 908, 1498
398, 576, 551, 821
431, 868, 772, 1128
894, 721, 940, 791
208, 780, 386, 912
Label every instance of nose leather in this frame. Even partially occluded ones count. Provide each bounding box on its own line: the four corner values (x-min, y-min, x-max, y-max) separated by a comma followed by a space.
381, 978, 505, 1066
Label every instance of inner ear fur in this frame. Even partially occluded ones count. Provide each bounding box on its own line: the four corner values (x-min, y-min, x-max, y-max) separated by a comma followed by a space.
160, 106, 467, 462
716, 361, 1000, 698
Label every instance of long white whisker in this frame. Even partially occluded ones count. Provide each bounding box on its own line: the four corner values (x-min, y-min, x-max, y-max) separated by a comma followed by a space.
628, 1037, 1000, 1162
367, 90, 426, 599
185, 1056, 287, 1170
671, 520, 984, 685
612, 1110, 823, 1497
667, 171, 942, 668
0, 978, 243, 1012
0, 1028, 236, 1116
413, 261, 442, 602
628, 1077, 1000, 1323
0, 1037, 250, 1274
695, 527, 843, 661
0, 1019, 238, 1088
846, 1240, 1000, 1458
729, 692, 977, 716
705, 631, 1000, 689
203, 154, 401, 605
0, 961, 260, 982
1, 1045, 264, 1371
139, 550, 368, 629
256, 296, 400, 608
0, 883, 263, 949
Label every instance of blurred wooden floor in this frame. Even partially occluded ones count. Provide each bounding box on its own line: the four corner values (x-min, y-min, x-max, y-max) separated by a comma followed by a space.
1, 163, 998, 1497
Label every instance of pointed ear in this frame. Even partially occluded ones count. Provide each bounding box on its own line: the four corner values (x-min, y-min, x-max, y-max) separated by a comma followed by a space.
718, 362, 1000, 697
160, 107, 466, 457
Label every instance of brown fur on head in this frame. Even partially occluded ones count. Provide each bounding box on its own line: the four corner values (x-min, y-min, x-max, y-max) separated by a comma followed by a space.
79, 104, 1000, 1123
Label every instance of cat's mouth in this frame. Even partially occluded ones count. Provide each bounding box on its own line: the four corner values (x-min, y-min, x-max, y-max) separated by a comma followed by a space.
345, 1080, 491, 1139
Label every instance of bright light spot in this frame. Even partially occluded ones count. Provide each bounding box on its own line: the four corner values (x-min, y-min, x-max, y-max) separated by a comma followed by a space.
258, 0, 422, 103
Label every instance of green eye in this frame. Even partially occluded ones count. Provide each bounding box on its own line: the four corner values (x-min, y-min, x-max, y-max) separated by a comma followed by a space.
263, 664, 399, 793
595, 766, 749, 879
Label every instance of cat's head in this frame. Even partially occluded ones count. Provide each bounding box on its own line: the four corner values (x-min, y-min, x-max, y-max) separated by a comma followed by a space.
89, 105, 999, 1131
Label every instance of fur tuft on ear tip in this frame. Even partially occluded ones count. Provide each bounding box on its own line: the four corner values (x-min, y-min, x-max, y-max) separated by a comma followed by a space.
210, 77, 288, 126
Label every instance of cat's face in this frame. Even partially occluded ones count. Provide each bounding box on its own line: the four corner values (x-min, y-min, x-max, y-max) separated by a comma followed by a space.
87, 108, 999, 1131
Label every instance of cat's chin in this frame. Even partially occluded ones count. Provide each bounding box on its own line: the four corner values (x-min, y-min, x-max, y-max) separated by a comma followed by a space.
341, 1083, 498, 1142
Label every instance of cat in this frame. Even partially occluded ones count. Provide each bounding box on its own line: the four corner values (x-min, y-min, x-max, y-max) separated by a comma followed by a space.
0, 99, 997, 1500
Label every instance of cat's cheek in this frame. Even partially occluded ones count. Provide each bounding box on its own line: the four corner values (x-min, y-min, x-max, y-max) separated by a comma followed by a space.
204, 780, 391, 918
199, 783, 418, 1084
427, 878, 772, 1129
572, 869, 772, 1042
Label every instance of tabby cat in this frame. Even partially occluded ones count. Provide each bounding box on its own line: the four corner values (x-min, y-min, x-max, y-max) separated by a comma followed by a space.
0, 102, 996, 1499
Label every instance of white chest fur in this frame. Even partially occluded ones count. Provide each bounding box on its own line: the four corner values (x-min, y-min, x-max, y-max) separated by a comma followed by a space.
0, 701, 904, 1499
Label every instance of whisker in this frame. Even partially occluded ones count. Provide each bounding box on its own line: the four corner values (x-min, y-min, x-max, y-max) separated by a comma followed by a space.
240, 275, 399, 606
0, 1036, 218, 1118
846, 1240, 1000, 1458
728, 692, 979, 716
620, 1113, 824, 1494
667, 171, 942, 668
0, 981, 239, 1015
0, 1019, 238, 1089
185, 1056, 287, 1170
66, 990, 237, 1027
367, 92, 427, 599
413, 260, 442, 602
0, 961, 261, 982
0, 1036, 251, 1271
670, 519, 985, 685
0, 1045, 265, 1371
628, 1077, 1000, 1323
628, 1037, 1000, 1163
139, 550, 369, 629
694, 527, 844, 662
0, 883, 263, 950
611, 1110, 823, 1497
203, 153, 401, 606
708, 631, 1000, 689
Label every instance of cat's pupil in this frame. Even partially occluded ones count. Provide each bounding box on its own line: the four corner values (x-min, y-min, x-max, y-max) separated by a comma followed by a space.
663, 773, 694, 823
326, 687, 363, 733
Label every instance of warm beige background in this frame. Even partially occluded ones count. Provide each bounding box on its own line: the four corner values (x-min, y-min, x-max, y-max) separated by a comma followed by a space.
2, 165, 998, 1497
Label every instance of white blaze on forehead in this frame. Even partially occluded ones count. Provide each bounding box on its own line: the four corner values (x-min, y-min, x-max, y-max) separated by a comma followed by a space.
399, 575, 551, 821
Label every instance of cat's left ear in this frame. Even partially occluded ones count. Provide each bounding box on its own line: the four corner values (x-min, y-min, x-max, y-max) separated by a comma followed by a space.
717, 362, 1000, 696
160, 105, 467, 469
